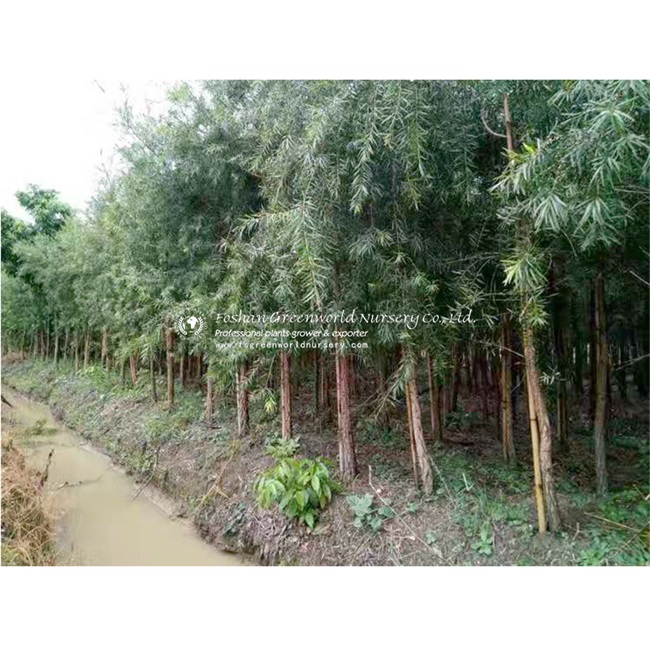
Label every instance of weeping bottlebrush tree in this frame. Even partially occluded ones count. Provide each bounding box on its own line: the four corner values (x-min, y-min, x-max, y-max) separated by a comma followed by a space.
496, 81, 649, 518
2, 80, 648, 537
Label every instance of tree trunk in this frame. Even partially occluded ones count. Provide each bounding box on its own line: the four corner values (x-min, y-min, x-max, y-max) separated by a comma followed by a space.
335, 350, 357, 481
320, 353, 332, 423
405, 376, 419, 485
426, 353, 442, 442
406, 362, 434, 495
53, 328, 59, 369
614, 338, 628, 401
180, 353, 185, 388
63, 329, 69, 361
551, 264, 570, 451
101, 328, 109, 368
205, 362, 215, 427
589, 286, 597, 420
593, 272, 608, 496
150, 352, 157, 403
166, 325, 175, 406
479, 353, 489, 423
314, 350, 321, 416
633, 296, 649, 398
523, 327, 562, 532
500, 316, 515, 462
129, 354, 138, 385
450, 344, 460, 412
236, 360, 250, 437
280, 350, 292, 440
74, 332, 80, 372
83, 331, 90, 369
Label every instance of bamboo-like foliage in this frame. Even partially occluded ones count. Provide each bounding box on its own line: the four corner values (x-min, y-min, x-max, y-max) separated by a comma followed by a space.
2, 80, 648, 528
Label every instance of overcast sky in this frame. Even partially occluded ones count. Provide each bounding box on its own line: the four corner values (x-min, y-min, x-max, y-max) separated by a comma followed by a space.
0, 80, 169, 222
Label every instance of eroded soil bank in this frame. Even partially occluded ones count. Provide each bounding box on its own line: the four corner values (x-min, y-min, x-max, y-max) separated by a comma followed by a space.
1, 385, 242, 566
2, 359, 648, 566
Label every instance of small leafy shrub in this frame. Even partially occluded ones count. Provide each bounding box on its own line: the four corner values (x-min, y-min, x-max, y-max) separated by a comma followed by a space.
255, 456, 336, 528
78, 365, 115, 392
405, 501, 420, 515
347, 493, 393, 533
471, 524, 494, 556
264, 434, 301, 460
424, 530, 438, 546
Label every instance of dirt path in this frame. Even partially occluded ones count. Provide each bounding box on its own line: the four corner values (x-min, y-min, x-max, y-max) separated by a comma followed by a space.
1, 385, 244, 566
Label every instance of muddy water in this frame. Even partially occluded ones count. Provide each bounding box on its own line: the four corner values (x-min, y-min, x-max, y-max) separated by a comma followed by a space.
2, 386, 243, 566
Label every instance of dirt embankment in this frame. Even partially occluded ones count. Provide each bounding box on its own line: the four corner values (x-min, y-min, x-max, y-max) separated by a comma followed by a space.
1, 409, 56, 566
3, 358, 648, 566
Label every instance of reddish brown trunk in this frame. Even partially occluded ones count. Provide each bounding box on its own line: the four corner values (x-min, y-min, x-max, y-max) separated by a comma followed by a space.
74, 332, 80, 372
280, 350, 292, 440
314, 351, 321, 414
320, 353, 332, 423
236, 360, 250, 437
150, 352, 158, 403
426, 353, 442, 442
593, 272, 608, 495
205, 361, 215, 427
166, 326, 175, 406
335, 350, 357, 481
83, 331, 90, 369
53, 329, 59, 368
129, 354, 138, 385
101, 327, 109, 368
405, 377, 419, 485
405, 363, 434, 495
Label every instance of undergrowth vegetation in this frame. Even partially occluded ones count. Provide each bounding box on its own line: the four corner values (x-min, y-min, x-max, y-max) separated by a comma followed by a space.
1, 431, 55, 566
3, 359, 648, 566
254, 435, 338, 528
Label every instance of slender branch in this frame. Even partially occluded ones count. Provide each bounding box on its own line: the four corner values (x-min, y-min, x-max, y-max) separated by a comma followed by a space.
627, 269, 650, 288
480, 109, 507, 140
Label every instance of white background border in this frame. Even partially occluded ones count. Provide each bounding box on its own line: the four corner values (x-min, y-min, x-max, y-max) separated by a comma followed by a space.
1, 1, 647, 647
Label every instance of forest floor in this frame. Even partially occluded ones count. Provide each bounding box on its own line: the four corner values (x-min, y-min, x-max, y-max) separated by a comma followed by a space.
1, 401, 56, 566
2, 356, 648, 566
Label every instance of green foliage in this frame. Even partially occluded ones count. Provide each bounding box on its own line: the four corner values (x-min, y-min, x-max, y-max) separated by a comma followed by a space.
405, 501, 420, 515
346, 493, 394, 533
222, 503, 247, 537
471, 524, 494, 557
25, 419, 56, 437
255, 456, 336, 528
264, 434, 301, 460
577, 490, 649, 566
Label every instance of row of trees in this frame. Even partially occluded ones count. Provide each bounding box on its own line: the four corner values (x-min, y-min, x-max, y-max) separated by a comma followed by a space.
2, 80, 648, 533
